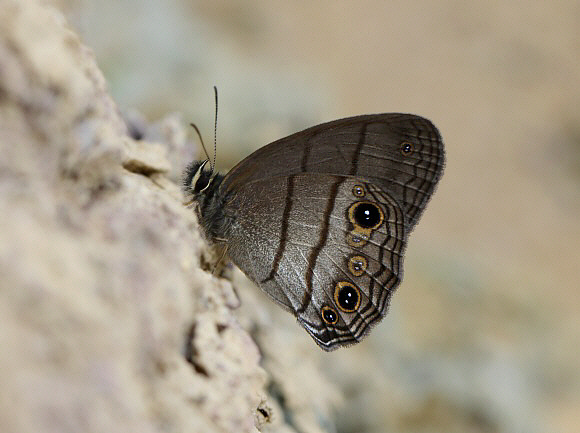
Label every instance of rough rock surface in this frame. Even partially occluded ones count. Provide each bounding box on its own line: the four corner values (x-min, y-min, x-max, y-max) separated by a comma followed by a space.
0, 1, 338, 432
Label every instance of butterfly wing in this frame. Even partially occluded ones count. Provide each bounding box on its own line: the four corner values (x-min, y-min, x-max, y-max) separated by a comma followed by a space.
220, 113, 444, 231
222, 173, 407, 350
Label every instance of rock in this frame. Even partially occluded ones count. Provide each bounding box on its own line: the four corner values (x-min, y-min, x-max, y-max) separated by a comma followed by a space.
0, 1, 339, 432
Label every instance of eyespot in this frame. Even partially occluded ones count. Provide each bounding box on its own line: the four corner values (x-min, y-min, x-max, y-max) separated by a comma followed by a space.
352, 184, 365, 197
347, 230, 369, 247
321, 306, 339, 324
334, 281, 361, 313
348, 255, 368, 277
349, 201, 384, 230
401, 141, 414, 156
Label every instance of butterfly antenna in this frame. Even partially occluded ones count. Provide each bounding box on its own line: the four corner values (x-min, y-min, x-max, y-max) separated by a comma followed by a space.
189, 122, 212, 169
212, 85, 218, 173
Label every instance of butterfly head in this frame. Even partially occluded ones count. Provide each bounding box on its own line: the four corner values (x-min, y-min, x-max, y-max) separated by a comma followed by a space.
183, 159, 228, 241
183, 159, 214, 196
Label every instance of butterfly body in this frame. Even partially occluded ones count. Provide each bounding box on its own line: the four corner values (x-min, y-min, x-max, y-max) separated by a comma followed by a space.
184, 114, 444, 350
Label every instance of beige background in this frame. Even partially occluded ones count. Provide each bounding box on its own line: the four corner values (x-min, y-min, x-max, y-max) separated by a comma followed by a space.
18, 1, 580, 432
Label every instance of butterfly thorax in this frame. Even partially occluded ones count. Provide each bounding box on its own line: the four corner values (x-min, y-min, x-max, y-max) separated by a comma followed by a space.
183, 161, 231, 242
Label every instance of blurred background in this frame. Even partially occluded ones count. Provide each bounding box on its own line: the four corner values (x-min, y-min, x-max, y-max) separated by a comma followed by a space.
59, 1, 579, 432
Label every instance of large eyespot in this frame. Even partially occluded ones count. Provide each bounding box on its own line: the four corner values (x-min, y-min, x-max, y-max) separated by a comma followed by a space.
334, 281, 361, 313
401, 141, 414, 156
348, 255, 368, 277
352, 184, 365, 197
321, 306, 339, 325
349, 201, 384, 230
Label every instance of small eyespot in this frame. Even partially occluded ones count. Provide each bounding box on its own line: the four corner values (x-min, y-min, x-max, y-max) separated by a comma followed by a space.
401, 141, 414, 156
351, 202, 384, 229
321, 306, 339, 324
348, 255, 368, 277
347, 231, 369, 247
334, 281, 361, 313
352, 184, 365, 197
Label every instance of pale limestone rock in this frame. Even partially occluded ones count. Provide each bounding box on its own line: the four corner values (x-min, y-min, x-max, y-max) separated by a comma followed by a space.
0, 1, 340, 432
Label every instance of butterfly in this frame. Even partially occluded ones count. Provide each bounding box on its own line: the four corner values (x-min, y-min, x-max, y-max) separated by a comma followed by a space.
184, 113, 444, 350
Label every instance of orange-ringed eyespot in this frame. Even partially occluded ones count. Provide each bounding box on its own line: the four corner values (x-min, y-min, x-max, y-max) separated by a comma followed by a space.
352, 184, 365, 197
321, 306, 338, 324
353, 202, 383, 229
347, 230, 369, 248
334, 281, 361, 313
348, 255, 368, 277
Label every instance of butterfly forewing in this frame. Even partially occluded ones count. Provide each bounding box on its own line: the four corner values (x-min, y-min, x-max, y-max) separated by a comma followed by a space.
221, 114, 444, 230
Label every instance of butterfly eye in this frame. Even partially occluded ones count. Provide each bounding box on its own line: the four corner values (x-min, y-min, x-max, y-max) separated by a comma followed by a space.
321, 306, 338, 324
194, 174, 210, 193
185, 160, 213, 194
400, 141, 414, 156
334, 281, 361, 313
